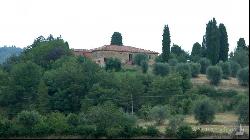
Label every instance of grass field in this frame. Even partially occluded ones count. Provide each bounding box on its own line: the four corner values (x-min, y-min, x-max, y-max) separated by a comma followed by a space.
138, 112, 249, 135
191, 74, 249, 92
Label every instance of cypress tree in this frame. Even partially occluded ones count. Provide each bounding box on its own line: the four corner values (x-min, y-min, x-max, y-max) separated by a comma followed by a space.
191, 42, 202, 57
110, 32, 123, 46
162, 25, 171, 62
205, 18, 220, 65
236, 38, 247, 51
219, 23, 229, 61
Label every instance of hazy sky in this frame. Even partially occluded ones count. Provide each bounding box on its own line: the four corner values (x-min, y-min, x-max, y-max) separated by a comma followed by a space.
0, 0, 249, 53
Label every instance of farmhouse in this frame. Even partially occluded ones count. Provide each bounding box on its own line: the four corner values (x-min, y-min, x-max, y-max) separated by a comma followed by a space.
74, 45, 159, 66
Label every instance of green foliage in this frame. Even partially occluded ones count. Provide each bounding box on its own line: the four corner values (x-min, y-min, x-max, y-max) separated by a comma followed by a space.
199, 57, 211, 74
105, 57, 122, 71
176, 63, 191, 79
86, 102, 136, 136
0, 117, 14, 137
168, 115, 185, 134
76, 125, 96, 138
206, 66, 223, 85
66, 113, 79, 127
0, 46, 22, 64
189, 62, 201, 77
16, 110, 42, 133
23, 35, 72, 69
133, 53, 148, 66
176, 125, 193, 139
218, 23, 229, 61
149, 74, 183, 104
230, 47, 249, 68
168, 58, 178, 66
141, 60, 148, 73
229, 61, 241, 77
149, 105, 170, 125
205, 18, 220, 65
236, 99, 249, 124
46, 112, 68, 135
237, 67, 249, 86
145, 125, 159, 137
110, 32, 123, 46
194, 99, 215, 124
191, 42, 202, 62
138, 105, 152, 120
171, 44, 190, 62
153, 62, 170, 76
236, 38, 248, 51
162, 25, 171, 62
217, 61, 231, 79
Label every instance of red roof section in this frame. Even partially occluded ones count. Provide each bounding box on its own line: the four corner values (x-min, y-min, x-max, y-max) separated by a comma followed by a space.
89, 45, 159, 54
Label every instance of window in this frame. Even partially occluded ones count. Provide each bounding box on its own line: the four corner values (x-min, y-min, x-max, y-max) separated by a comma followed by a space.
129, 54, 133, 61
104, 57, 107, 63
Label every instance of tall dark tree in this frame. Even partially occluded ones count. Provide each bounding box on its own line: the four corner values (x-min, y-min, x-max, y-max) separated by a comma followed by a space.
162, 25, 171, 62
236, 38, 247, 51
191, 42, 202, 57
201, 35, 207, 57
218, 23, 229, 61
110, 32, 123, 46
205, 18, 220, 65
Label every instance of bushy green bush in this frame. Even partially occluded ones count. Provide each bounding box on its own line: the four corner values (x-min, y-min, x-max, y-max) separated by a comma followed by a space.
189, 62, 201, 77
168, 115, 185, 133
145, 125, 159, 137
17, 110, 41, 128
176, 125, 193, 139
229, 61, 241, 77
153, 63, 170, 76
217, 61, 231, 79
76, 125, 96, 138
194, 99, 215, 124
138, 105, 152, 121
105, 57, 121, 71
0, 117, 13, 137
46, 112, 68, 135
176, 63, 191, 79
141, 60, 148, 73
168, 58, 178, 66
133, 53, 148, 66
236, 99, 249, 124
237, 67, 249, 86
66, 113, 79, 127
206, 66, 223, 85
199, 58, 211, 74
149, 105, 170, 125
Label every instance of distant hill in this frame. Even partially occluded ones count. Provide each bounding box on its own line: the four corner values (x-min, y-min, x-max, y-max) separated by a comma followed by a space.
0, 46, 23, 64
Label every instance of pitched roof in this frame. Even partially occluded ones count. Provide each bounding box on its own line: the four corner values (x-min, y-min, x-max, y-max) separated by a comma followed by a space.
89, 45, 159, 54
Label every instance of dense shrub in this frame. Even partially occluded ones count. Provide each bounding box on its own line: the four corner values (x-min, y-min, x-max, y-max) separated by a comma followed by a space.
206, 66, 223, 85
138, 105, 152, 121
0, 117, 13, 137
17, 110, 41, 128
168, 58, 178, 66
236, 99, 249, 124
105, 57, 121, 71
237, 67, 249, 86
66, 113, 79, 127
199, 58, 211, 74
133, 53, 148, 66
141, 60, 148, 73
149, 105, 170, 125
168, 115, 185, 133
217, 61, 231, 79
176, 125, 193, 139
194, 99, 215, 124
190, 62, 201, 77
153, 63, 170, 76
145, 125, 159, 137
76, 125, 96, 138
46, 112, 68, 135
176, 63, 191, 79
229, 61, 241, 77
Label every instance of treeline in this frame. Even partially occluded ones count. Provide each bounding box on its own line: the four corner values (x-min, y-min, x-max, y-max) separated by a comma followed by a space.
0, 46, 22, 64
0, 34, 249, 138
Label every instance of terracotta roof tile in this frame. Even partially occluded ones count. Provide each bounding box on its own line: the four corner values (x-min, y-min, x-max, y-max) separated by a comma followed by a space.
90, 45, 159, 54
